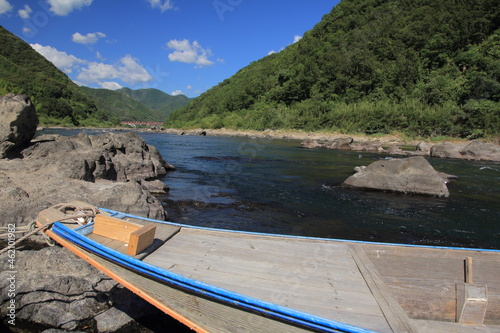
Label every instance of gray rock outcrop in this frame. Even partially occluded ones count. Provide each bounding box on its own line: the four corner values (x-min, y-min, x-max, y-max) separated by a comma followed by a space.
0, 247, 116, 330
0, 94, 38, 158
0, 131, 173, 227
23, 131, 173, 182
0, 246, 168, 332
343, 156, 451, 197
459, 141, 500, 161
430, 142, 463, 159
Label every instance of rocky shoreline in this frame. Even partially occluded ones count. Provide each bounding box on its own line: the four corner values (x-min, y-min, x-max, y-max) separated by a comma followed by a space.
0, 94, 185, 332
54, 126, 500, 162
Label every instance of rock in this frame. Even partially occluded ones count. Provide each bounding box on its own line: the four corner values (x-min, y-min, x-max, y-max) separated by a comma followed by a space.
94, 181, 166, 220
459, 140, 500, 161
430, 142, 463, 159
334, 137, 353, 150
386, 145, 405, 155
354, 165, 366, 173
350, 140, 384, 152
141, 179, 170, 195
416, 141, 432, 155
0, 164, 167, 228
0, 94, 38, 158
300, 139, 323, 149
0, 131, 174, 227
42, 329, 85, 333
94, 307, 135, 332
0, 247, 116, 330
0, 246, 169, 332
22, 132, 173, 182
343, 156, 450, 197
323, 137, 353, 150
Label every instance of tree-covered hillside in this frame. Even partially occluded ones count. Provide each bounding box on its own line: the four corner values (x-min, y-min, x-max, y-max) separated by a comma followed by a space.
81, 87, 191, 122
119, 88, 192, 118
0, 26, 106, 127
168, 0, 500, 138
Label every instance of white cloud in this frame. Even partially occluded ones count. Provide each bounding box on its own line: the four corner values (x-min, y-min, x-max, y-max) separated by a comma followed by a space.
268, 35, 303, 56
171, 90, 183, 96
18, 4, 32, 18
0, 0, 12, 14
186, 85, 192, 90
99, 81, 123, 90
31, 43, 153, 88
147, 0, 174, 12
167, 39, 214, 67
293, 35, 303, 43
30, 43, 86, 73
72, 32, 106, 44
47, 0, 93, 16
23, 27, 33, 34
96, 51, 105, 61
78, 55, 153, 85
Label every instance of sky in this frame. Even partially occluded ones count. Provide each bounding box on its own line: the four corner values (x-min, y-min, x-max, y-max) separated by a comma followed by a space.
0, 0, 339, 98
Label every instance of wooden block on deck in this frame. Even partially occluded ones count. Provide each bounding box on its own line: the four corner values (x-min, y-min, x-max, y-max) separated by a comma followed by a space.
456, 283, 488, 325
93, 215, 142, 242
127, 224, 156, 256
93, 215, 156, 256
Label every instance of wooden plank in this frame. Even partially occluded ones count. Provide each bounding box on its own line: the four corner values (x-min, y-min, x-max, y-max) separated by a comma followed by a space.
363, 243, 500, 324
144, 229, 393, 332
93, 215, 142, 243
465, 257, 474, 284
350, 244, 419, 333
52, 229, 335, 333
127, 224, 156, 256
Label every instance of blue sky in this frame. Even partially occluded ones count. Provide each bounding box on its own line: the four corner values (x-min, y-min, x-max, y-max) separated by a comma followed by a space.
0, 0, 339, 97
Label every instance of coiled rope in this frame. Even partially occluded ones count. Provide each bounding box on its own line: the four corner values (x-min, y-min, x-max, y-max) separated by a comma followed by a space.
0, 203, 99, 255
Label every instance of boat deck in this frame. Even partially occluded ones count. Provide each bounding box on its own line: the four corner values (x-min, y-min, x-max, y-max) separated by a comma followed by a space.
141, 226, 500, 332
38, 204, 500, 333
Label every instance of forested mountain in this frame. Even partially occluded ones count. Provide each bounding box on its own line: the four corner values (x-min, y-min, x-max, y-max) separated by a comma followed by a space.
81, 87, 191, 122
168, 0, 500, 138
0, 26, 106, 127
119, 88, 192, 118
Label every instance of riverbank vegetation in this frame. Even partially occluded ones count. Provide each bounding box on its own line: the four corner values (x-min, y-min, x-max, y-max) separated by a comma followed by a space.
167, 0, 500, 139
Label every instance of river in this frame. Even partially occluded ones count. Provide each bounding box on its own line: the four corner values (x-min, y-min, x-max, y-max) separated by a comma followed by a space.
42, 129, 500, 250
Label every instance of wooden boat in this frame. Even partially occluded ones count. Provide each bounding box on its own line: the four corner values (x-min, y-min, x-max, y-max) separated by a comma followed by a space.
36, 202, 500, 333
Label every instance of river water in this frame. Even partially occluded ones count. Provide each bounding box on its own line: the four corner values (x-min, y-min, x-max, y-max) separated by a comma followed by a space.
42, 129, 500, 250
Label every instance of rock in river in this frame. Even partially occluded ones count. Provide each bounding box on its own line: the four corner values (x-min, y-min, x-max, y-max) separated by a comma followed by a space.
343, 156, 451, 197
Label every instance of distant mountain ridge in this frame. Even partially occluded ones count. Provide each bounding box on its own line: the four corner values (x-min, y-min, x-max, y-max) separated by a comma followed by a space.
81, 87, 191, 122
119, 87, 192, 118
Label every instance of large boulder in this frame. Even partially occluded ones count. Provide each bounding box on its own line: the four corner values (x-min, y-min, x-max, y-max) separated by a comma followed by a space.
459, 140, 500, 161
343, 156, 450, 197
23, 132, 173, 182
430, 142, 463, 159
0, 247, 116, 330
0, 94, 38, 158
0, 246, 170, 331
350, 140, 384, 152
0, 131, 175, 227
324, 137, 353, 150
0, 164, 167, 228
